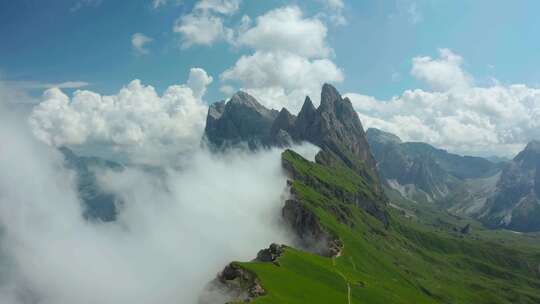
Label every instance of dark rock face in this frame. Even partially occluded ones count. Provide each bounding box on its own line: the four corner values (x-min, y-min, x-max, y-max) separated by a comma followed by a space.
204, 91, 279, 149
478, 141, 540, 232
204, 84, 383, 194
215, 263, 265, 302
60, 147, 122, 222
291, 85, 381, 192
204, 84, 388, 230
282, 199, 342, 257
255, 243, 285, 263
269, 108, 296, 147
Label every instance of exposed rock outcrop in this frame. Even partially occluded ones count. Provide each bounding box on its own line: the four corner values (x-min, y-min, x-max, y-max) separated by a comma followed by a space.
200, 263, 265, 304
282, 198, 342, 257
255, 243, 285, 263
282, 149, 389, 228
294, 84, 378, 178
203, 91, 279, 149
203, 84, 382, 196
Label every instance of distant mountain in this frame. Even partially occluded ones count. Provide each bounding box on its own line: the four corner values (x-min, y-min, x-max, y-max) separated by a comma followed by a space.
366, 128, 501, 203
367, 129, 540, 232
204, 84, 382, 195
60, 147, 122, 222
475, 141, 540, 231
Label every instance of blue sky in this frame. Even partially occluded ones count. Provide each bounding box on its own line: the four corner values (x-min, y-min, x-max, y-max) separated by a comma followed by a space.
2, 0, 539, 101
4, 0, 540, 157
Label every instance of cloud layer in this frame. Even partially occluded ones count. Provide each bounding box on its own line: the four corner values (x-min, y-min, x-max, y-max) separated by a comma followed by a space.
0, 100, 301, 304
348, 49, 540, 156
29, 68, 212, 162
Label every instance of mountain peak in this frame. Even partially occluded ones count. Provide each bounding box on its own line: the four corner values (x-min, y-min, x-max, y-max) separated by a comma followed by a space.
230, 91, 260, 107
320, 83, 341, 110
524, 140, 540, 153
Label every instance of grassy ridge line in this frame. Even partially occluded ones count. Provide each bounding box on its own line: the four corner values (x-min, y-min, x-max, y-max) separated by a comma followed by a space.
232, 150, 540, 303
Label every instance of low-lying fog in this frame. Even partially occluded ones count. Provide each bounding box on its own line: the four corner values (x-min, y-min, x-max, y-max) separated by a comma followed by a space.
0, 101, 318, 304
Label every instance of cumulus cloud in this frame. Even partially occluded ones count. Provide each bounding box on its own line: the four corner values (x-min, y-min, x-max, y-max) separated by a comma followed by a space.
174, 14, 232, 48
187, 67, 214, 99
131, 33, 153, 55
173, 0, 240, 48
0, 98, 299, 303
237, 6, 331, 58
411, 48, 472, 92
347, 49, 540, 156
221, 5, 344, 112
222, 51, 343, 111
28, 68, 212, 163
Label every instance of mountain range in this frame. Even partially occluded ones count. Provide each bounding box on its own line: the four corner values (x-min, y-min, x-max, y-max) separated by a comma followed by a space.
199, 84, 540, 303
61, 84, 540, 303
366, 128, 540, 232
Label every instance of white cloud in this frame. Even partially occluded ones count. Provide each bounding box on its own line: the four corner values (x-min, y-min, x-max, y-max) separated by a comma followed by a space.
411, 48, 472, 92
0, 99, 296, 303
194, 0, 240, 15
237, 6, 331, 58
219, 84, 235, 96
187, 67, 213, 99
2, 80, 90, 90
131, 33, 153, 55
173, 0, 240, 48
28, 68, 213, 163
174, 14, 232, 48
221, 5, 343, 111
222, 51, 343, 111
347, 49, 540, 156
151, 0, 184, 9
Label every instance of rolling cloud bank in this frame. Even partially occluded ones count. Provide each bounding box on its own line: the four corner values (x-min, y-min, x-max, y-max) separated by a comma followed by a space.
0, 88, 323, 303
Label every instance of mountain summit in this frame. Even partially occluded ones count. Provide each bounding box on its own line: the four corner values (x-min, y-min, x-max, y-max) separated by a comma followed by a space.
204, 83, 381, 191
204, 91, 279, 149
203, 84, 387, 224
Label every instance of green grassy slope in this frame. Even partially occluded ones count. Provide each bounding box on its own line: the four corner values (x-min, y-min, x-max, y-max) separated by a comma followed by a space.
235, 150, 540, 304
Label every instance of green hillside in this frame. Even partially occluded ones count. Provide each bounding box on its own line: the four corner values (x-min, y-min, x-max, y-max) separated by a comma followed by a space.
231, 149, 540, 304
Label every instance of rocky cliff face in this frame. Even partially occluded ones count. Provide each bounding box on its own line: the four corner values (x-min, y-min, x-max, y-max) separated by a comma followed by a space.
204, 84, 382, 194
291, 84, 380, 190
477, 141, 540, 231
203, 91, 279, 149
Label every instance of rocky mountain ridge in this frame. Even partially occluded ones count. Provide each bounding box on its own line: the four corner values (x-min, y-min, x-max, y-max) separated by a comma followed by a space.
204, 84, 382, 194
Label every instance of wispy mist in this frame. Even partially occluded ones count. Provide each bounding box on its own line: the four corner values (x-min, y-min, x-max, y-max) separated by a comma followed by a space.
0, 98, 319, 303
